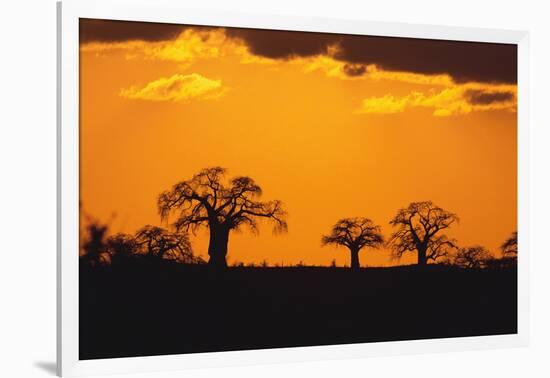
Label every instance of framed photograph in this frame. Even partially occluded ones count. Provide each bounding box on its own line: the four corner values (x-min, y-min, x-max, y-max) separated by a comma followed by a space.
58, 0, 529, 376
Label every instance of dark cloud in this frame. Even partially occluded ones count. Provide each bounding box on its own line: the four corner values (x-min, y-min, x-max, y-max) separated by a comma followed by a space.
79, 18, 186, 43
226, 28, 335, 59
465, 89, 515, 105
342, 63, 367, 77
335, 35, 517, 84
227, 27, 517, 84
79, 19, 517, 84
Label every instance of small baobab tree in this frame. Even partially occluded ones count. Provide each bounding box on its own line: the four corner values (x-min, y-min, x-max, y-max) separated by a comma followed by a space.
81, 221, 109, 266
158, 167, 287, 268
135, 225, 197, 263
106, 233, 139, 265
388, 201, 459, 266
454, 246, 492, 269
501, 231, 518, 257
321, 217, 384, 270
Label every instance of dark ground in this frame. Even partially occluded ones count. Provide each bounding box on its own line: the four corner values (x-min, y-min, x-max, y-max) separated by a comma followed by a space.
79, 261, 517, 360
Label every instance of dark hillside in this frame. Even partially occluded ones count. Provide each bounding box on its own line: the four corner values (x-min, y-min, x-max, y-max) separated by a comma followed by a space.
80, 262, 517, 359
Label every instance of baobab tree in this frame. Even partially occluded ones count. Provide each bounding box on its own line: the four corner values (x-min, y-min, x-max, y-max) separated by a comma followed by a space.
454, 246, 492, 269
106, 233, 139, 265
158, 167, 287, 268
501, 231, 518, 256
81, 221, 109, 266
135, 225, 197, 263
321, 217, 384, 270
388, 201, 459, 266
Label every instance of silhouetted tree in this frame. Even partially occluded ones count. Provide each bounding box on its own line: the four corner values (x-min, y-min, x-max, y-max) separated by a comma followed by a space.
426, 235, 458, 264
454, 246, 492, 269
388, 201, 458, 266
158, 167, 287, 268
321, 217, 384, 270
135, 225, 197, 263
81, 221, 109, 266
501, 231, 518, 257
106, 233, 139, 265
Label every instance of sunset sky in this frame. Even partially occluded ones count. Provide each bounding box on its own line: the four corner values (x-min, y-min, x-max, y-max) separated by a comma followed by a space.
79, 19, 517, 267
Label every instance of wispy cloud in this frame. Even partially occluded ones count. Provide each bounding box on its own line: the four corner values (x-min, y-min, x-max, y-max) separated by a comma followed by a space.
82, 25, 517, 116
356, 83, 517, 117
357, 94, 411, 114
119, 73, 226, 102
81, 29, 227, 67
81, 28, 270, 68
300, 55, 454, 86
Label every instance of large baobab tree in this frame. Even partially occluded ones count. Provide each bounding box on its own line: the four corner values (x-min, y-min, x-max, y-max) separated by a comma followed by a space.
135, 225, 197, 263
158, 167, 287, 268
388, 201, 459, 266
321, 217, 384, 270
501, 231, 518, 257
454, 246, 492, 269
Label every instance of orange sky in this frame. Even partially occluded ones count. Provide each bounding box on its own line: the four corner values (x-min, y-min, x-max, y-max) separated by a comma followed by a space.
80, 20, 517, 267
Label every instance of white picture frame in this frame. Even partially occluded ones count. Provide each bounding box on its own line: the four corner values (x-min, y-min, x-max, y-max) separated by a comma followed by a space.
57, 0, 529, 376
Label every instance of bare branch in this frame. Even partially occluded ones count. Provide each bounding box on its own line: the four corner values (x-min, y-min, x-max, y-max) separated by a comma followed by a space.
135, 225, 197, 263
156, 167, 288, 266
454, 245, 492, 269
501, 231, 518, 256
388, 201, 458, 264
321, 217, 384, 251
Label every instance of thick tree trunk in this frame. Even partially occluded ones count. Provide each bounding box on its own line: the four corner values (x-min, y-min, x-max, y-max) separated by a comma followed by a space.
417, 247, 427, 266
350, 248, 360, 270
208, 225, 230, 268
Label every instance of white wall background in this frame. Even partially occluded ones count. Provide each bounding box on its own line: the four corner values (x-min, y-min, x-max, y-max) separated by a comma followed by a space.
0, 0, 548, 377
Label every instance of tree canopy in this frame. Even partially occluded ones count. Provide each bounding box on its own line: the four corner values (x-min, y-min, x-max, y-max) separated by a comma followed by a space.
454, 246, 492, 269
322, 217, 384, 269
501, 231, 518, 256
135, 225, 196, 263
157, 167, 287, 267
388, 201, 459, 265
